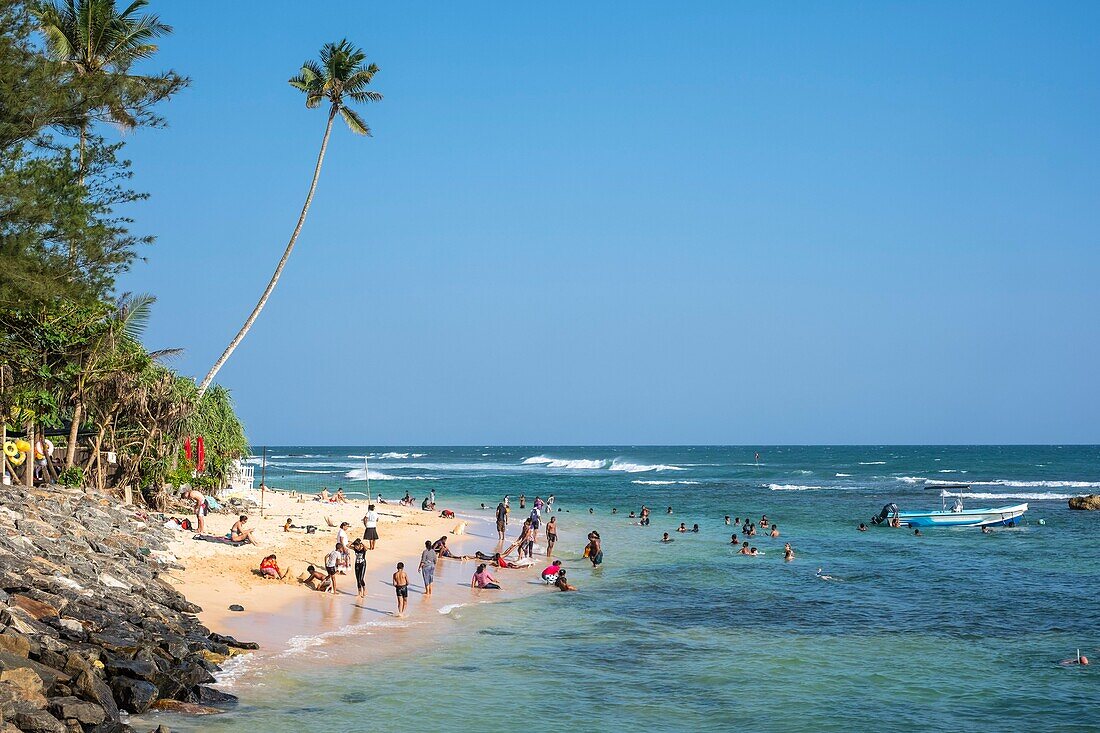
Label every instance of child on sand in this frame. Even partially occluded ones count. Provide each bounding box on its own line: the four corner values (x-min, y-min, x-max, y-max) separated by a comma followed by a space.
259, 554, 290, 579
324, 547, 342, 595
393, 563, 409, 616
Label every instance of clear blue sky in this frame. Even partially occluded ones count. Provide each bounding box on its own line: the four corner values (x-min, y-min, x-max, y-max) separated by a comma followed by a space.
119, 1, 1100, 445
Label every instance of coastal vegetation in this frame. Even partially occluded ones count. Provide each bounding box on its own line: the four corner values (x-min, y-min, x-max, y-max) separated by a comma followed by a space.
0, 0, 245, 506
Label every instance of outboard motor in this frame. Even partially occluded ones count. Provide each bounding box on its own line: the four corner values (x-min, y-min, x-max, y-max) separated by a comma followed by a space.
872, 503, 899, 525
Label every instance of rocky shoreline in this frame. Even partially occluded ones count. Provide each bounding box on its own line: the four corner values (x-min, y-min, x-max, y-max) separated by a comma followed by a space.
0, 484, 253, 733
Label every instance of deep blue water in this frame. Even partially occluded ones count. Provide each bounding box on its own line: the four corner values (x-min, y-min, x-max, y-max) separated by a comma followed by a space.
188, 446, 1100, 732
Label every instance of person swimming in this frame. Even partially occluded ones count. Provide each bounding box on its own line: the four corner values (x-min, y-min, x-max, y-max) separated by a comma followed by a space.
1060, 650, 1090, 666
730, 533, 738, 545
858, 523, 868, 532
691, 524, 700, 533
677, 523, 688, 533
661, 532, 674, 543
739, 542, 752, 555
770, 525, 780, 538
783, 542, 794, 561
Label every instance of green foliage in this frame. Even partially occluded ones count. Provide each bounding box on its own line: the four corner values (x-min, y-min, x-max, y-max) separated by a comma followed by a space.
289, 39, 382, 135
184, 384, 249, 488
57, 465, 83, 487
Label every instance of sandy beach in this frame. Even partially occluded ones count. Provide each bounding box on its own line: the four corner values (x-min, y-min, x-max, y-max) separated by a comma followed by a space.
160, 489, 555, 668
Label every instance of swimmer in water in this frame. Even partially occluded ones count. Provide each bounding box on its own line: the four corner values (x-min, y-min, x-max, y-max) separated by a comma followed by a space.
739, 542, 752, 556
858, 523, 868, 532
730, 533, 739, 545
667, 506, 673, 515
914, 529, 922, 537
981, 526, 993, 534
749, 547, 759, 556
816, 568, 840, 581
724, 515, 731, 526
691, 524, 700, 533
783, 542, 794, 561
770, 525, 779, 538
661, 532, 674, 543
677, 523, 688, 533
1059, 650, 1090, 666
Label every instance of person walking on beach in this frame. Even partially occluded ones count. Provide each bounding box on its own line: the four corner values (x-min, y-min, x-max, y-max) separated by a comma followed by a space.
351, 539, 367, 598
546, 515, 557, 556
530, 505, 542, 535
362, 504, 379, 550
585, 532, 603, 567
495, 502, 508, 541
393, 562, 409, 616
419, 539, 436, 598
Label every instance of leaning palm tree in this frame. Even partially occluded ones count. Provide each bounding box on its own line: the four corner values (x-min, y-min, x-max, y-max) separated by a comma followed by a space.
33, 0, 185, 179
197, 39, 381, 397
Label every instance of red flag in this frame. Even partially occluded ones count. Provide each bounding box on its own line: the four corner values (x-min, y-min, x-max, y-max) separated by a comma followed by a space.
184, 436, 192, 461
196, 436, 205, 473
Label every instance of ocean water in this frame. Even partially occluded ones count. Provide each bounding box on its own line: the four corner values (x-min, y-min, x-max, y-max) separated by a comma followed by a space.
179, 446, 1099, 732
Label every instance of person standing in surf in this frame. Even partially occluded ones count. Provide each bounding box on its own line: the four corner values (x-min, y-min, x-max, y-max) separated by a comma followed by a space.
546, 515, 558, 556
393, 563, 409, 616
495, 501, 508, 541
419, 539, 436, 597
585, 532, 603, 567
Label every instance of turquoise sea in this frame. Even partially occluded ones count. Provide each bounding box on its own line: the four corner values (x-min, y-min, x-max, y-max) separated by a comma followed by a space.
175, 446, 1099, 732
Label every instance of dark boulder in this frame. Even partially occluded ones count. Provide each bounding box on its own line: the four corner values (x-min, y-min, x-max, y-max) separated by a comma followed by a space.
110, 678, 158, 714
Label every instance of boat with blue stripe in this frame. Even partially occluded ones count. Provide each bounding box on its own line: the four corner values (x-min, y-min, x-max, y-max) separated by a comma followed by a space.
871, 488, 1028, 528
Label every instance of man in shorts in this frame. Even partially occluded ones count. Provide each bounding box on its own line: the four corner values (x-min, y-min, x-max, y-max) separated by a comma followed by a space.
495, 501, 507, 540
393, 562, 409, 616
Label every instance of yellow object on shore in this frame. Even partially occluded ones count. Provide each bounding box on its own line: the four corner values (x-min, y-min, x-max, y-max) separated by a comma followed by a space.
14, 439, 30, 453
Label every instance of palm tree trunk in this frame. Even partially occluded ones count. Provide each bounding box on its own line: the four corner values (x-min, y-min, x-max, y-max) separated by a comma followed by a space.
197, 106, 338, 397
72, 119, 88, 266
65, 402, 82, 468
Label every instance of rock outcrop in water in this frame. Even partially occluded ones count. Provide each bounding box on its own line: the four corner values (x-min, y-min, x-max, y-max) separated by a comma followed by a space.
1068, 494, 1100, 510
0, 484, 253, 732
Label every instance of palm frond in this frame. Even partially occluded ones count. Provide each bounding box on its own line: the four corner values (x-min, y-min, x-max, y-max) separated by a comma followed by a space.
339, 106, 370, 136
347, 90, 383, 104
115, 292, 156, 341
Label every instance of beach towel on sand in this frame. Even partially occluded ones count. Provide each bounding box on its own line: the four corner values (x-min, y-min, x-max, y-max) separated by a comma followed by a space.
193, 534, 247, 546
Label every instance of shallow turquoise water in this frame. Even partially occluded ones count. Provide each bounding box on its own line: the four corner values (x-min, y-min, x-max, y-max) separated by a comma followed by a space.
172, 446, 1100, 732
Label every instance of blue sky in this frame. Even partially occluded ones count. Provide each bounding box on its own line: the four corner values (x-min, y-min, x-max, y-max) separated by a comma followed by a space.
119, 1, 1100, 445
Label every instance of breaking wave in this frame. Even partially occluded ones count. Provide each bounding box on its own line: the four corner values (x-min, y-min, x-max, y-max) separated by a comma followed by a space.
343, 468, 437, 481
859, 461, 887, 465
970, 480, 1100, 489
942, 491, 1075, 501
631, 480, 701, 486
521, 456, 683, 472
767, 484, 827, 491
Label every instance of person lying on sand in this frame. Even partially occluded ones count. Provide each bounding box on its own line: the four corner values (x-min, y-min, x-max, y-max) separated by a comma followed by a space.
554, 570, 577, 592
259, 554, 291, 579
230, 515, 259, 546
